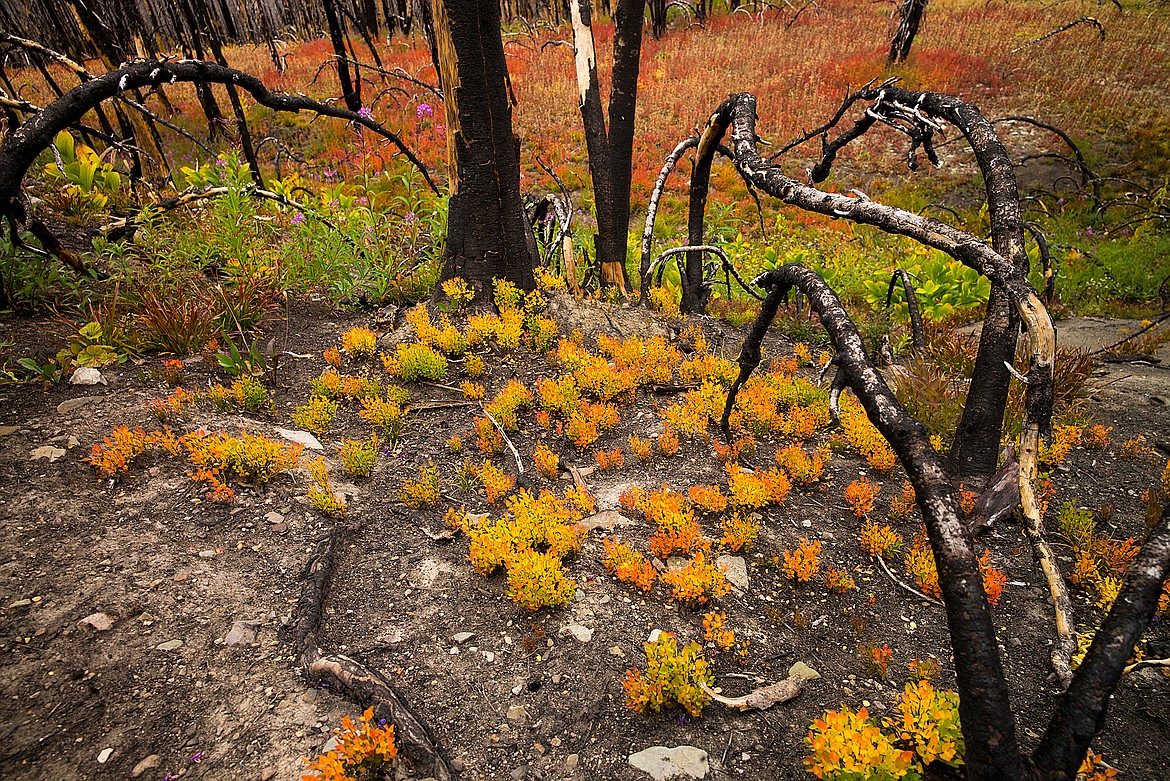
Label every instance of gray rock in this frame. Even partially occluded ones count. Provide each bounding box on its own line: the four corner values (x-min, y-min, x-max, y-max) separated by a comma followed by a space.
506, 704, 529, 723
131, 755, 161, 777
321, 736, 342, 753
156, 639, 183, 651
788, 662, 820, 680
558, 624, 593, 643
223, 619, 260, 646
56, 397, 95, 414
274, 427, 324, 451
565, 754, 580, 771
580, 510, 636, 533
452, 631, 476, 644
69, 367, 106, 385
647, 629, 662, 644
628, 745, 709, 780
30, 445, 66, 462
717, 555, 749, 593
665, 556, 690, 571
260, 767, 277, 781
265, 511, 284, 525
8, 598, 31, 608
78, 612, 116, 631
510, 766, 529, 781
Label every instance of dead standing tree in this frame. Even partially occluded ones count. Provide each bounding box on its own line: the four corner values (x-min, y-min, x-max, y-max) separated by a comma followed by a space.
889, 0, 928, 63
694, 91, 1170, 780
569, 0, 646, 291
430, 0, 539, 297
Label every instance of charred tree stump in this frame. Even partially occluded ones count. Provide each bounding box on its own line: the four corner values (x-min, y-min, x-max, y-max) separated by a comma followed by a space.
889, 0, 928, 63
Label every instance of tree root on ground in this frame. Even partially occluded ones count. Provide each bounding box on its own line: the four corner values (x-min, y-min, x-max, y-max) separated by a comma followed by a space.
285, 526, 455, 780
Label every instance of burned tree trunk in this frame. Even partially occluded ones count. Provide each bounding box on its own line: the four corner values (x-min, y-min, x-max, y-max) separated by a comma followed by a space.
431, 0, 537, 296
723, 264, 1170, 781
569, 0, 645, 291
889, 0, 928, 63
323, 0, 363, 112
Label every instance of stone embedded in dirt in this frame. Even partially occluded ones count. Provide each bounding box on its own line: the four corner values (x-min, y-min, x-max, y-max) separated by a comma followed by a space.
8, 598, 32, 608
69, 367, 106, 385
628, 745, 709, 780
565, 754, 580, 771
717, 555, 749, 593
30, 445, 67, 462
665, 556, 689, 571
580, 510, 635, 533
0, 425, 19, 437
223, 619, 260, 646
647, 629, 662, 644
78, 612, 116, 631
510, 765, 529, 780
260, 767, 277, 781
198, 549, 217, 559
788, 662, 820, 680
130, 754, 161, 777
56, 397, 95, 414
96, 747, 113, 764
321, 735, 342, 753
273, 427, 324, 451
265, 511, 284, 525
558, 624, 593, 643
452, 631, 476, 644
506, 704, 529, 723
156, 639, 183, 651
483, 651, 495, 662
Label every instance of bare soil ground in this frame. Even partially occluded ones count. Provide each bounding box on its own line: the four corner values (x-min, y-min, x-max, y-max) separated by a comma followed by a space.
1, 300, 1168, 781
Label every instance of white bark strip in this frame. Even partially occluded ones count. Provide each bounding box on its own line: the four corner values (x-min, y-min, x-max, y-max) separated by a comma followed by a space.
569, 0, 597, 108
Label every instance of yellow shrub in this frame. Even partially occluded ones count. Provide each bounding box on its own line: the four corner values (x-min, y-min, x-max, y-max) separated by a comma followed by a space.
623, 633, 712, 716
720, 512, 759, 553
384, 342, 447, 382
359, 395, 407, 446
688, 484, 728, 514
307, 457, 347, 518
341, 326, 378, 360
885, 682, 964, 769
338, 436, 379, 477
533, 444, 559, 479
477, 459, 514, 504
400, 462, 441, 509
861, 520, 904, 561
292, 395, 339, 438
805, 707, 916, 781
505, 548, 576, 611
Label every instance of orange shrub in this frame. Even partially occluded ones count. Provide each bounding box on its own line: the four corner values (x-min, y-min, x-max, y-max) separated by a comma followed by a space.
860, 520, 903, 561
888, 482, 917, 522
845, 478, 879, 518
905, 540, 941, 599
978, 550, 1006, 606
703, 610, 735, 650
782, 537, 822, 583
628, 435, 653, 460
688, 484, 728, 513
533, 444, 559, 479
603, 539, 657, 592
660, 551, 729, 606
823, 566, 857, 593
720, 512, 759, 553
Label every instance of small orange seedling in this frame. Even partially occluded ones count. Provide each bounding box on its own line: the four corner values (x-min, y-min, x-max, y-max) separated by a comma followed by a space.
703, 610, 735, 651
341, 326, 378, 360
603, 538, 656, 592
782, 537, 822, 583
845, 478, 879, 518
533, 444, 559, 479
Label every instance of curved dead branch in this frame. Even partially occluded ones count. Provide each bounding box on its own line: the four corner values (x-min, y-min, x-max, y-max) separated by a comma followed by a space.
646, 244, 763, 301
287, 524, 455, 781
1034, 503, 1170, 779
0, 58, 438, 246
1011, 16, 1106, 53
721, 264, 1028, 779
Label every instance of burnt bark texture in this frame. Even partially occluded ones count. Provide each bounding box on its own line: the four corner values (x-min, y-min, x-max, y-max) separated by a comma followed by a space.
689, 87, 1029, 486
570, 0, 645, 291
323, 0, 363, 112
431, 0, 537, 296
722, 266, 1170, 781
889, 0, 928, 63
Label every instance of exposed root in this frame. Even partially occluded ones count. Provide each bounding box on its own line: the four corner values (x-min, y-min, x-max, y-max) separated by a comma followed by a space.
286, 526, 455, 780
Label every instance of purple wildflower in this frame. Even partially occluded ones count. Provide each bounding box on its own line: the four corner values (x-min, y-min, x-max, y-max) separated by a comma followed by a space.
357, 106, 374, 120
436, 124, 445, 133
416, 103, 434, 118
291, 212, 305, 226
190, 752, 204, 764
215, 157, 228, 167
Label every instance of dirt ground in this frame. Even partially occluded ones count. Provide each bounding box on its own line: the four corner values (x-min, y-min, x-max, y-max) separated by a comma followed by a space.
1, 300, 1168, 781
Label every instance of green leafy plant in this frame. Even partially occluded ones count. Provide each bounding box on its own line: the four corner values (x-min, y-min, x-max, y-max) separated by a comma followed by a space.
623, 632, 713, 717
